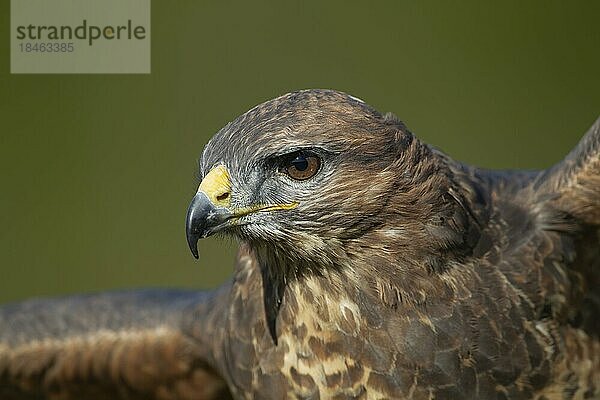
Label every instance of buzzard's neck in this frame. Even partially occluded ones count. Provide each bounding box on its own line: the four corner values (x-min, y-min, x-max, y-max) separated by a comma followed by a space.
253, 241, 460, 344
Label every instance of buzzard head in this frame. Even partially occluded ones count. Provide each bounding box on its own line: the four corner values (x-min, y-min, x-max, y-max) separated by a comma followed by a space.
186, 89, 480, 340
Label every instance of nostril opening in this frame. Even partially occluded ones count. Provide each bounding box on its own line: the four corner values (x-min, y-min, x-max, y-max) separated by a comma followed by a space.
216, 192, 230, 202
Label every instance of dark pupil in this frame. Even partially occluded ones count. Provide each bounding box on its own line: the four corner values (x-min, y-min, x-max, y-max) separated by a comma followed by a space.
291, 155, 308, 171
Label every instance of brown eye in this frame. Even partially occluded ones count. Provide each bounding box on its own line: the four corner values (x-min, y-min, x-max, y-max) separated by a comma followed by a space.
283, 152, 321, 180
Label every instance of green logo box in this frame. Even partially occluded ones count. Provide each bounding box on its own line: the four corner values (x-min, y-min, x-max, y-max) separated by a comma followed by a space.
11, 0, 150, 74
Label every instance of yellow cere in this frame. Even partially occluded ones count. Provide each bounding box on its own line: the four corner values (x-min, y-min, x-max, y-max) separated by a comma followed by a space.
198, 165, 232, 207
198, 164, 300, 214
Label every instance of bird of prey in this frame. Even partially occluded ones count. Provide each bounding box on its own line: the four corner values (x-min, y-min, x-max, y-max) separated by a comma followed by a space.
1, 89, 599, 400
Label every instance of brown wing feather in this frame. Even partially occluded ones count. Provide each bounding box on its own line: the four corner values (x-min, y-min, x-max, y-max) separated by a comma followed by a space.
0, 289, 233, 400
536, 116, 600, 226
530, 117, 600, 337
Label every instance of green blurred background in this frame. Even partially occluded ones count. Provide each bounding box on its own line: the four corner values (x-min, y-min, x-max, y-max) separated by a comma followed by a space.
1, 1, 599, 303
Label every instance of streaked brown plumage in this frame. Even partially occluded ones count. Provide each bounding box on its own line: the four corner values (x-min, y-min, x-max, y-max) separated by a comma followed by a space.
1, 90, 599, 399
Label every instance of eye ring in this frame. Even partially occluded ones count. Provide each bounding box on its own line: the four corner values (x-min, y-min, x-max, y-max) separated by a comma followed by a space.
280, 151, 321, 181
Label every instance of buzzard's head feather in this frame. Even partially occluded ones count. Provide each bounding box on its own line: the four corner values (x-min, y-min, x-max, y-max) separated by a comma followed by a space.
193, 89, 480, 274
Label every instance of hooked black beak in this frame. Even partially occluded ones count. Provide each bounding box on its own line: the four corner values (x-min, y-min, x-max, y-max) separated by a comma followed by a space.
185, 192, 233, 259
